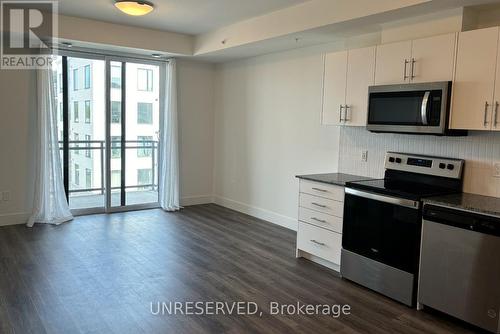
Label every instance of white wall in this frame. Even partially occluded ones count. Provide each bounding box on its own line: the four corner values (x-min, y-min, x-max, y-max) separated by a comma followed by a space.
177, 60, 215, 205
213, 48, 341, 230
0, 60, 215, 225
0, 70, 36, 226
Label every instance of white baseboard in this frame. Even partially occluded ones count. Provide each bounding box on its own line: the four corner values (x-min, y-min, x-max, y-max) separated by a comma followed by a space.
181, 195, 214, 206
213, 196, 297, 231
0, 212, 29, 227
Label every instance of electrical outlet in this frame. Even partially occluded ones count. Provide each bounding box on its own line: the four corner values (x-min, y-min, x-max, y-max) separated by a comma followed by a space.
2, 191, 11, 202
493, 162, 500, 178
361, 150, 368, 162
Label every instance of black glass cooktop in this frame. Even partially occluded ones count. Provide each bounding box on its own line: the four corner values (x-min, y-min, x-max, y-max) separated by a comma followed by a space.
346, 178, 460, 201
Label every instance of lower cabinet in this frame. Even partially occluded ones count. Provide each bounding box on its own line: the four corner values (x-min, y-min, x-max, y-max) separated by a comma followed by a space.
296, 179, 344, 272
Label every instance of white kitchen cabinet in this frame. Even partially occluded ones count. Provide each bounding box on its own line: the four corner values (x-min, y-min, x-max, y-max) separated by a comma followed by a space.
322, 47, 375, 126
345, 46, 376, 126
296, 179, 345, 272
322, 51, 347, 126
374, 33, 456, 85
411, 33, 456, 83
450, 27, 499, 131
374, 40, 412, 85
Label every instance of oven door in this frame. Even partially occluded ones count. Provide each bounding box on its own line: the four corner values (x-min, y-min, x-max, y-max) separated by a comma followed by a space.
367, 81, 451, 134
342, 188, 421, 274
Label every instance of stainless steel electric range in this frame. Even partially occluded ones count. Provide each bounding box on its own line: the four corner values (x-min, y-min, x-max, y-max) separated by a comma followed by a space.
340, 152, 465, 307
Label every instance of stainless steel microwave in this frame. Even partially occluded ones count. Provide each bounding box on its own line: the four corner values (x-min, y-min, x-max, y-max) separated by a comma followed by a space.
367, 81, 467, 136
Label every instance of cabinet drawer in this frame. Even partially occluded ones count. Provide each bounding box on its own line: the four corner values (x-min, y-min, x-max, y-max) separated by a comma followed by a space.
299, 207, 343, 233
299, 180, 344, 201
299, 193, 344, 217
297, 222, 342, 265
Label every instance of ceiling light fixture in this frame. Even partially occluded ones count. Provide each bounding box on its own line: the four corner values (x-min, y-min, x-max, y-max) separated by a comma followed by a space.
115, 1, 154, 16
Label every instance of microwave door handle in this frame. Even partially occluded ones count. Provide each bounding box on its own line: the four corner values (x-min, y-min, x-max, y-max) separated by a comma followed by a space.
421, 91, 430, 125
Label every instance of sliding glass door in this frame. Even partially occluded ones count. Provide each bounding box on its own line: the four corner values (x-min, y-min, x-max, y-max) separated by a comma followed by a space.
56, 52, 163, 214
107, 59, 161, 211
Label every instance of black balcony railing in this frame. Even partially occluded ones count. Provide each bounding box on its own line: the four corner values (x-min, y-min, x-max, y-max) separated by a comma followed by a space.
59, 140, 159, 195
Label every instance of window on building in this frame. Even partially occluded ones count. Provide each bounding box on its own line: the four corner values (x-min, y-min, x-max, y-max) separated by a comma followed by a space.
59, 73, 63, 93
137, 102, 153, 124
73, 101, 79, 123
111, 101, 121, 124
74, 164, 80, 186
53, 72, 58, 94
85, 168, 92, 189
84, 65, 91, 89
137, 169, 152, 186
85, 134, 91, 158
111, 65, 121, 89
137, 68, 153, 91
85, 100, 91, 123
137, 136, 153, 157
73, 68, 79, 90
111, 170, 121, 188
74, 133, 79, 155
111, 136, 121, 159
59, 102, 63, 122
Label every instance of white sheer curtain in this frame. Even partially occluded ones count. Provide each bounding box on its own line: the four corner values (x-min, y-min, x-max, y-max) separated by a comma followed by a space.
28, 61, 73, 227
159, 59, 181, 211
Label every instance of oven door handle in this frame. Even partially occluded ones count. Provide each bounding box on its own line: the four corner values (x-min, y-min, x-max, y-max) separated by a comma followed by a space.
421, 91, 430, 126
345, 188, 420, 209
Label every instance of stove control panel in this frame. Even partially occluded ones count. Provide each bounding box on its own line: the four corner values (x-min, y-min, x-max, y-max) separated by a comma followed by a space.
385, 152, 464, 179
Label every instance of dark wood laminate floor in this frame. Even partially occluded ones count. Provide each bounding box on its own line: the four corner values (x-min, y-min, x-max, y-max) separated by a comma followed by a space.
0, 204, 482, 334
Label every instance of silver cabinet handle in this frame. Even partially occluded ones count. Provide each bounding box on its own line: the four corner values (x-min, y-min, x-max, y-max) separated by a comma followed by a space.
484, 101, 490, 127
495, 102, 499, 128
311, 217, 327, 223
311, 202, 327, 208
344, 105, 351, 122
310, 240, 326, 246
410, 58, 416, 80
311, 187, 327, 192
403, 59, 409, 81
421, 91, 430, 125
339, 104, 344, 123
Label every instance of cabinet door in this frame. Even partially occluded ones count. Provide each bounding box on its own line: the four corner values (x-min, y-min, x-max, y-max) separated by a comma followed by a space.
322, 51, 347, 125
450, 27, 499, 130
374, 40, 412, 85
410, 33, 456, 83
345, 46, 375, 126
493, 31, 500, 132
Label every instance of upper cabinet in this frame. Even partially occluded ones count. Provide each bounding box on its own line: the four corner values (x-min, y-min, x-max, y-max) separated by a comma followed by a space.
374, 33, 456, 85
322, 46, 375, 126
450, 27, 500, 131
411, 34, 457, 83
345, 47, 376, 126
322, 51, 348, 126
374, 40, 412, 85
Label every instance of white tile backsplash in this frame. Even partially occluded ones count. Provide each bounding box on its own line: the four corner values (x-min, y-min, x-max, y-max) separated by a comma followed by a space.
338, 127, 500, 197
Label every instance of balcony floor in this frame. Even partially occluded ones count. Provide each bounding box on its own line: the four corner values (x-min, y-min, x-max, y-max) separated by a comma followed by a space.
69, 190, 158, 209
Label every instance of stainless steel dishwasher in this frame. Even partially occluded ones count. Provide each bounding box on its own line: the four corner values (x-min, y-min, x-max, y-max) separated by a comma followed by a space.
418, 204, 500, 333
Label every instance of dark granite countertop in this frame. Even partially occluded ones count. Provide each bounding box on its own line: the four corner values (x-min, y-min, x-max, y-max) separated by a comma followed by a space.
296, 173, 374, 187
423, 193, 500, 218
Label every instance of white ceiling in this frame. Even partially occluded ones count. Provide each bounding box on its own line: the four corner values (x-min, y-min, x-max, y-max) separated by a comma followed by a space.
57, 0, 310, 35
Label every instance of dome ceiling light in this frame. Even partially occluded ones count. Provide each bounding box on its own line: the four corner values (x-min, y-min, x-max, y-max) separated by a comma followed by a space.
115, 1, 154, 16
